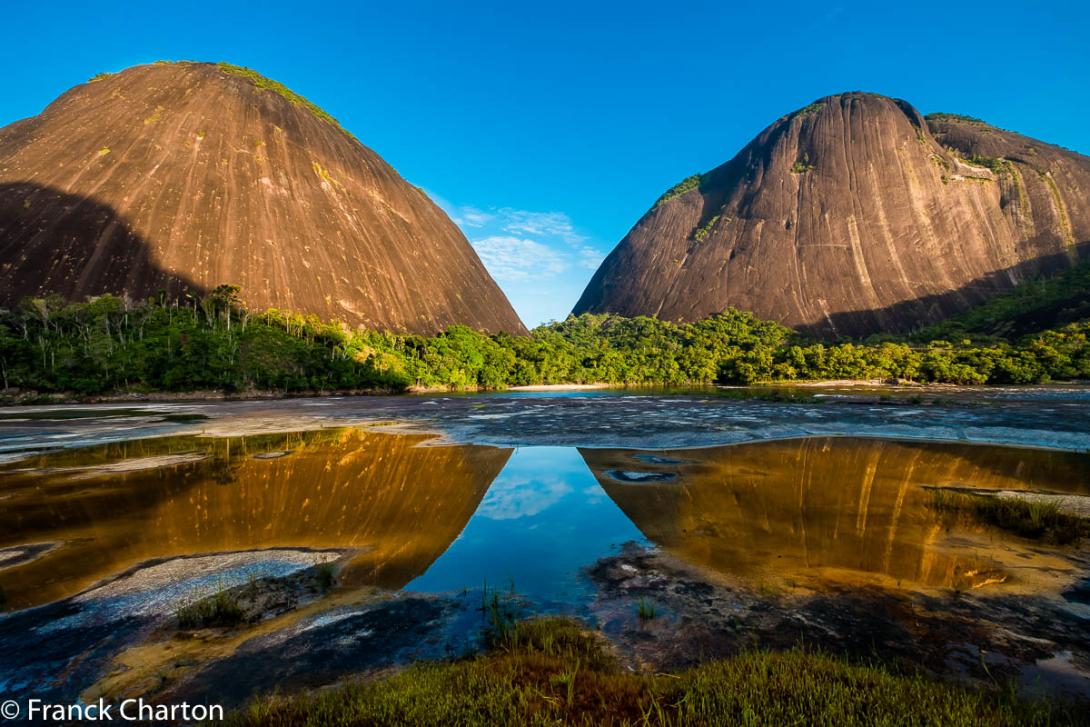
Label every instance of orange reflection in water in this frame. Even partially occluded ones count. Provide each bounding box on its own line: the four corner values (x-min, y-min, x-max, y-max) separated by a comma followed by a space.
582, 437, 1090, 591
0, 428, 510, 608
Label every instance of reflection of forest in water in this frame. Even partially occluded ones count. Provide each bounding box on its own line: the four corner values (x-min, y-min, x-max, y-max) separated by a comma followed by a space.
0, 429, 510, 608
582, 438, 1090, 590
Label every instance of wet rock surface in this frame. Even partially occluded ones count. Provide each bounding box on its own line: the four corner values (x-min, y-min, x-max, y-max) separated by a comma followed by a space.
587, 546, 1090, 700
1, 385, 1089, 456
605, 469, 678, 483
168, 596, 454, 708
0, 551, 342, 706
1064, 579, 1090, 606
0, 597, 152, 705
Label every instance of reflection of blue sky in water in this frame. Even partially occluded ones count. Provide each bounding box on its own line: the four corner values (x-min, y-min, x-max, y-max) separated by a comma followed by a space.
407, 447, 647, 608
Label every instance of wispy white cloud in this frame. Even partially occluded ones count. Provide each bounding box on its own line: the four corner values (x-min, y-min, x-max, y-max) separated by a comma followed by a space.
432, 198, 606, 282
472, 235, 567, 281
424, 192, 608, 326
498, 209, 586, 245
475, 475, 573, 520
575, 244, 605, 270
452, 205, 494, 228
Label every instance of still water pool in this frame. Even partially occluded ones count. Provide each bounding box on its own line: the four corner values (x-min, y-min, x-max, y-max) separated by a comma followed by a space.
2, 427, 1087, 612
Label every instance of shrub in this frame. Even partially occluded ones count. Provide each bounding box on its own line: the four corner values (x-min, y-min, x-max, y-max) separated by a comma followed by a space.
693, 214, 720, 242
791, 153, 814, 173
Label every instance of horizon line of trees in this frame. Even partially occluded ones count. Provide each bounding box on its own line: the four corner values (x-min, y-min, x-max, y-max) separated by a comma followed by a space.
0, 285, 1087, 397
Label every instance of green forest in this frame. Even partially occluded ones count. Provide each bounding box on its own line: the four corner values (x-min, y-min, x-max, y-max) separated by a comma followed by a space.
1, 282, 1087, 398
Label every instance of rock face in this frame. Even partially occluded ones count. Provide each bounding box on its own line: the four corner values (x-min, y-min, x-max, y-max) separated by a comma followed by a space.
0, 62, 525, 334
574, 93, 1090, 337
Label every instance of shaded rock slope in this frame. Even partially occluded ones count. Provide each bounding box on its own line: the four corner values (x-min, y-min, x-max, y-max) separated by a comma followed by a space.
0, 62, 525, 334
574, 93, 1090, 337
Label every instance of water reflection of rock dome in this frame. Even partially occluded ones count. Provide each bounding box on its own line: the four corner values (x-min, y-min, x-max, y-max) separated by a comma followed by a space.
0, 428, 510, 608
581, 437, 1090, 592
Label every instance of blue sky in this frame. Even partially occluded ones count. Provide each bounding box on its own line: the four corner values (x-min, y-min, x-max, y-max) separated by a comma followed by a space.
2, 1, 1087, 327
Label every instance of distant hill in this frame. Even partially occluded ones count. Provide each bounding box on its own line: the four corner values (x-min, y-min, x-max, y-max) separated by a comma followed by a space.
0, 62, 525, 334
574, 93, 1090, 338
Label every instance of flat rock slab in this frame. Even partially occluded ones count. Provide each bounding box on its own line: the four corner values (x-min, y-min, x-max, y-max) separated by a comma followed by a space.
1, 386, 1089, 454
168, 596, 453, 708
587, 546, 1090, 701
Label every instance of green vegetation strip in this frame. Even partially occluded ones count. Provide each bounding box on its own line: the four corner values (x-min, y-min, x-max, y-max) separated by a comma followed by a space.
692, 214, 719, 242
792, 100, 825, 118
224, 617, 1071, 726
1, 283, 1088, 397
925, 112, 991, 127
654, 174, 702, 207
960, 154, 1013, 174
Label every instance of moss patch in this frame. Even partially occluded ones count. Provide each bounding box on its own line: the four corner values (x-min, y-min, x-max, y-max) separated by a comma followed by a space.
143, 105, 164, 126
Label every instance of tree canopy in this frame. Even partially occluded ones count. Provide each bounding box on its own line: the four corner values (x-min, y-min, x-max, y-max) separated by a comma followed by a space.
1, 286, 1086, 397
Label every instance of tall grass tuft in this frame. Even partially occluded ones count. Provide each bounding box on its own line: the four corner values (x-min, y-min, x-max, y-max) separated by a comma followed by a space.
176, 587, 245, 629
480, 580, 520, 647
314, 562, 336, 592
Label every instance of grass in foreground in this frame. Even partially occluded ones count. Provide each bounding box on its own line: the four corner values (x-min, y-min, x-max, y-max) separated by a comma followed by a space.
223, 617, 1072, 726
929, 490, 1087, 545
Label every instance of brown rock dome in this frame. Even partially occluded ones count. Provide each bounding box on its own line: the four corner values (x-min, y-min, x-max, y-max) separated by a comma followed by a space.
574, 93, 1090, 337
0, 62, 525, 334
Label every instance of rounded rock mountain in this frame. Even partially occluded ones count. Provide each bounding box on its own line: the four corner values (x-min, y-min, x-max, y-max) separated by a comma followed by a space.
0, 62, 525, 334
575, 92, 1090, 338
